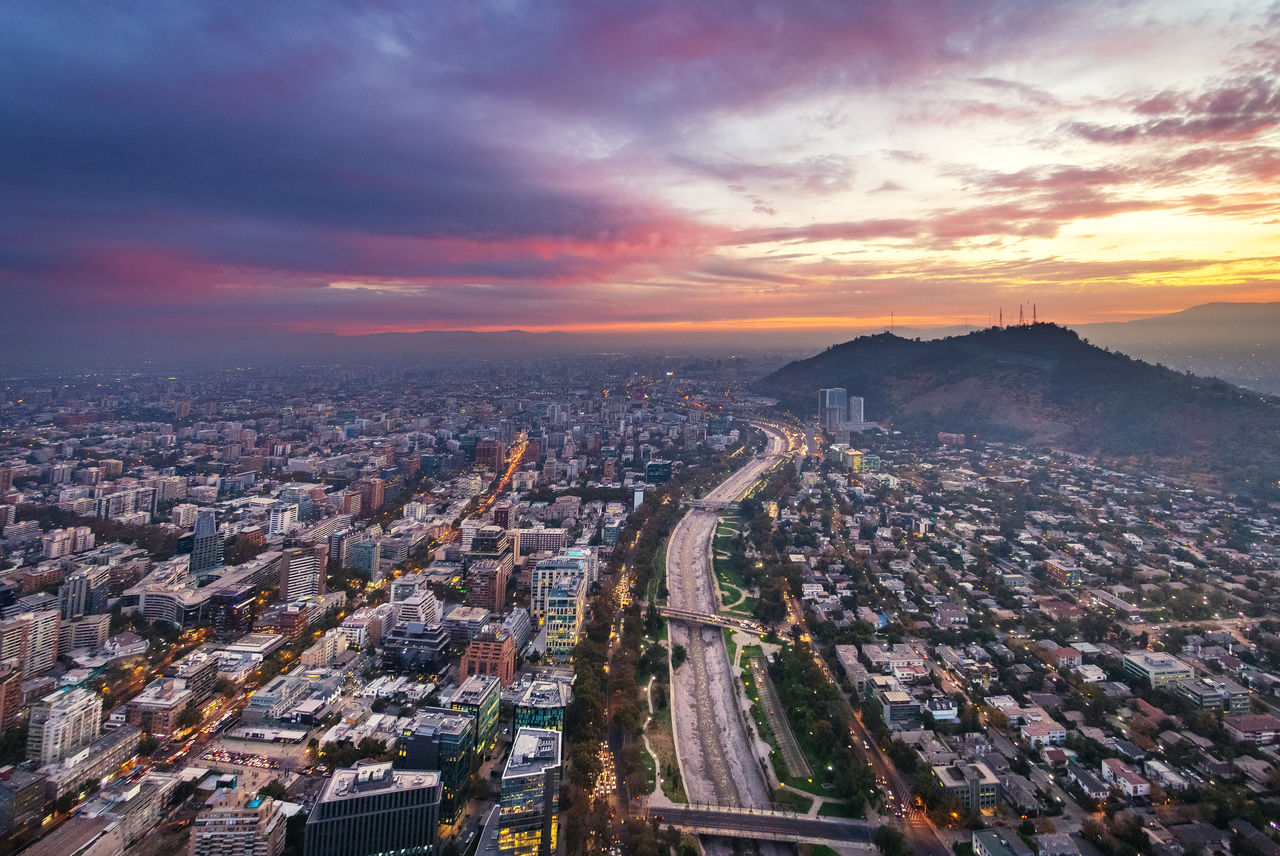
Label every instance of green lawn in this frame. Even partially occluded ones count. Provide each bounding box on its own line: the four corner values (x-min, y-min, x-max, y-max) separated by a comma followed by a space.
817, 800, 863, 818
723, 628, 738, 663
638, 743, 657, 792
646, 706, 687, 804
772, 787, 813, 814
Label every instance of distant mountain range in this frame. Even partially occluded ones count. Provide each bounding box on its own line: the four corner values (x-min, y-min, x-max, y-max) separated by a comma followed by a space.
1073, 302, 1280, 395
755, 323, 1280, 498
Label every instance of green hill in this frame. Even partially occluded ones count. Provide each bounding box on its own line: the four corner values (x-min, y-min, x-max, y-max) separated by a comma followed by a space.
756, 324, 1280, 498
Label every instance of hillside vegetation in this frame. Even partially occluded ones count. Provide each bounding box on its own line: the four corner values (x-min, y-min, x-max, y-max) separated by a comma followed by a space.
756, 324, 1280, 498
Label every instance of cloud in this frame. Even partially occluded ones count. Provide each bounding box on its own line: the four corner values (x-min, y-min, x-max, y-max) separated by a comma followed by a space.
0, 0, 1275, 338
1067, 75, 1280, 143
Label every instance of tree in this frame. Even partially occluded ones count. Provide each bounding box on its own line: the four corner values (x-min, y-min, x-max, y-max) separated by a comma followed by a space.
176, 704, 202, 730
874, 825, 909, 856
258, 780, 289, 801
670, 644, 687, 670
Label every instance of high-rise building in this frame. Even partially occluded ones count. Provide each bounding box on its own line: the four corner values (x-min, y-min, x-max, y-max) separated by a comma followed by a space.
450, 674, 500, 757
848, 395, 865, 424
467, 526, 513, 573
60, 566, 110, 620
279, 544, 327, 602
351, 478, 386, 514
268, 503, 298, 536
28, 688, 102, 766
498, 728, 562, 856
350, 539, 381, 576
0, 666, 21, 733
465, 558, 510, 613
189, 787, 286, 856
397, 709, 476, 823
304, 761, 441, 856
3, 608, 60, 678
327, 529, 361, 570
191, 509, 224, 578
530, 551, 593, 624
818, 387, 848, 432
544, 575, 586, 661
475, 439, 507, 472
171, 503, 198, 529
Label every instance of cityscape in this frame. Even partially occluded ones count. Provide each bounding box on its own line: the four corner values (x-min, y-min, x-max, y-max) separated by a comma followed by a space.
2, 4, 1279, 856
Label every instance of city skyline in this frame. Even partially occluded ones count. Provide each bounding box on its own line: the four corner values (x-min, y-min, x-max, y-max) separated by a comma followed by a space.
2, 1, 1278, 342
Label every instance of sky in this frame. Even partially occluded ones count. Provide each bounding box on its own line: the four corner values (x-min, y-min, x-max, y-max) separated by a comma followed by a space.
2, 1, 1279, 341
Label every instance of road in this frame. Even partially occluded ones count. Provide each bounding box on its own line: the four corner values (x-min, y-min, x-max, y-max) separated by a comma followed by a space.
666, 424, 796, 855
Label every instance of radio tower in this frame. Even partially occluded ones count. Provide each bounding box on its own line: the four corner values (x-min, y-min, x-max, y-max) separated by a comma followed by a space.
1033, 304, 1038, 324
1019, 304, 1025, 326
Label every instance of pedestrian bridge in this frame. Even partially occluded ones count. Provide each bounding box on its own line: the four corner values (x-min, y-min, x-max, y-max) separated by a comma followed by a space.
643, 803, 874, 846
684, 498, 736, 511
659, 606, 763, 635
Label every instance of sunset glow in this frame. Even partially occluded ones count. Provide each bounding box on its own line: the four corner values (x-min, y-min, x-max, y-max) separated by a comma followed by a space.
2, 1, 1278, 338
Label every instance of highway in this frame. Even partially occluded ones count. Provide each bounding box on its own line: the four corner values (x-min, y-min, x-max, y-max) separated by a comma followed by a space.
666, 423, 793, 854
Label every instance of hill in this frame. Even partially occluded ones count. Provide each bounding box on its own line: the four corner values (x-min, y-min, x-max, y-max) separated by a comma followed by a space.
756, 323, 1280, 498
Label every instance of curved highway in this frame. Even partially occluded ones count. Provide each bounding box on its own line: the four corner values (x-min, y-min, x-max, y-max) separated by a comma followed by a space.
667, 422, 793, 854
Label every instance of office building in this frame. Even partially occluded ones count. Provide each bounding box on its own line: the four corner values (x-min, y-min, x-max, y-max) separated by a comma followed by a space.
544, 575, 586, 661
931, 761, 1001, 810
818, 387, 848, 431
475, 439, 507, 472
1123, 651, 1193, 688
304, 761, 441, 856
530, 551, 594, 624
451, 674, 500, 757
513, 681, 570, 732
398, 710, 475, 823
1176, 676, 1250, 714
28, 688, 103, 766
164, 650, 220, 704
382, 621, 449, 672
191, 509, 224, 577
498, 728, 562, 856
279, 544, 327, 602
460, 630, 516, 686
876, 688, 921, 729
467, 526, 514, 575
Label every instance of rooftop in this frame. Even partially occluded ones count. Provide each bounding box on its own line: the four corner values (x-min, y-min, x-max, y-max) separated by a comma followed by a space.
318, 761, 440, 803
504, 727, 561, 778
